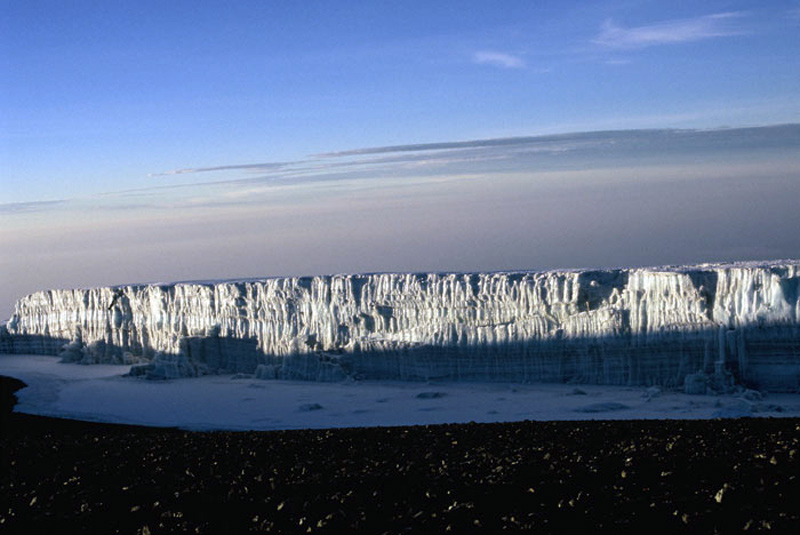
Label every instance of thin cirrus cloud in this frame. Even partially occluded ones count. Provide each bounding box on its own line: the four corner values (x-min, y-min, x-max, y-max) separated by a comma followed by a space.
149, 134, 578, 180
148, 162, 289, 177
0, 199, 68, 214
313, 132, 592, 158
473, 51, 525, 69
593, 12, 747, 49
148, 125, 800, 188
4, 125, 799, 219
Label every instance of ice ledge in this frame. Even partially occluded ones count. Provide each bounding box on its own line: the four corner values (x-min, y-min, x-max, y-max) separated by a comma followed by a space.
2, 260, 799, 391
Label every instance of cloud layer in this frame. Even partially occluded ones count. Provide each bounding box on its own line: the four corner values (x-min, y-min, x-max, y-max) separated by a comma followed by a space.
0, 199, 67, 214
5, 126, 798, 220
473, 51, 525, 68
594, 12, 746, 49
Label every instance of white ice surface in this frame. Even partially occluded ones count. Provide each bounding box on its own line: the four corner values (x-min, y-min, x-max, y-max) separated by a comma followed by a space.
7, 261, 799, 389
2, 354, 799, 431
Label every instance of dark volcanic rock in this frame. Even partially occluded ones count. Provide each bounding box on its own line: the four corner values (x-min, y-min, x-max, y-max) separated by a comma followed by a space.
0, 375, 26, 415
1, 376, 799, 534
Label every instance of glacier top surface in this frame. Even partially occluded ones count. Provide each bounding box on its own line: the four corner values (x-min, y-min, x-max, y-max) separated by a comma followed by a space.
47, 258, 800, 292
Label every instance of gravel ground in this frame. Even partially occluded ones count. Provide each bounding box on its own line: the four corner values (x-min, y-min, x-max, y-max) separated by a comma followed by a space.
2, 376, 799, 534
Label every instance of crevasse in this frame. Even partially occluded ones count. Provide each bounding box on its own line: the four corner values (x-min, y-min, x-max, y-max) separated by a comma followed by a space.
2, 261, 799, 391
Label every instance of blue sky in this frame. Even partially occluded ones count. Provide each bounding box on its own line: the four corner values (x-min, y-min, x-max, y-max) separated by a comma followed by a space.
1, 1, 799, 315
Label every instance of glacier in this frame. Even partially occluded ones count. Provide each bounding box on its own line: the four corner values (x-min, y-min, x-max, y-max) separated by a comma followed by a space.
1, 261, 799, 392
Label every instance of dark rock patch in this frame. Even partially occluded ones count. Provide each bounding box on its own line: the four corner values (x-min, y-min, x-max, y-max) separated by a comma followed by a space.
416, 392, 447, 399
574, 402, 630, 413
1, 386, 799, 533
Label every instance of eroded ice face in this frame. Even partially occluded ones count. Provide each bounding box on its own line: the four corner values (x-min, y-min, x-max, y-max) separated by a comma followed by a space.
4, 261, 799, 392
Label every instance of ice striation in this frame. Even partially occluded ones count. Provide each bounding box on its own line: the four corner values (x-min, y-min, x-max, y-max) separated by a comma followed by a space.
2, 261, 799, 391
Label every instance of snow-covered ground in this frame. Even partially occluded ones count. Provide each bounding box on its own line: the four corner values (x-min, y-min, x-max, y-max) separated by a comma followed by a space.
3, 354, 799, 431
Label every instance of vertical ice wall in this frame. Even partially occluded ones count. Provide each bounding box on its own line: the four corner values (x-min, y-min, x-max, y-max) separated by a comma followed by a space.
2, 261, 799, 390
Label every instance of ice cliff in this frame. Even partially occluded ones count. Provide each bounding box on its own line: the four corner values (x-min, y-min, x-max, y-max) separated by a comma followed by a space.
2, 261, 799, 391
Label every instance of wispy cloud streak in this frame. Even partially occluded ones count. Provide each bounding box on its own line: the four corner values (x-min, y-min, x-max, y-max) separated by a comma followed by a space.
594, 12, 747, 49
149, 162, 288, 177
149, 134, 592, 180
147, 125, 800, 189
0, 199, 67, 214
315, 133, 598, 158
473, 51, 525, 69
4, 125, 799, 220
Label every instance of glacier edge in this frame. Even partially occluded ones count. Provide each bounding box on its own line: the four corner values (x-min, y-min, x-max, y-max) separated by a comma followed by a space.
2, 261, 799, 391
